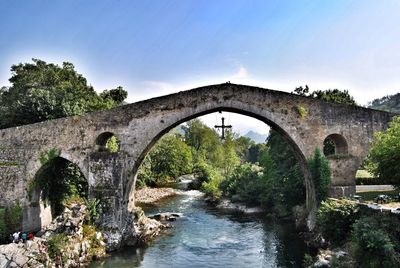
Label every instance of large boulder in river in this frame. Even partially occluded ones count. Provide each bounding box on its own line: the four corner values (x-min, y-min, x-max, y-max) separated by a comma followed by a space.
149, 212, 183, 222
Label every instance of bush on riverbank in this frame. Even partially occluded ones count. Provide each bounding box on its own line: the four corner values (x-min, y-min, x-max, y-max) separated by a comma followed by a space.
219, 163, 273, 207
352, 216, 400, 267
317, 199, 360, 245
315, 199, 400, 267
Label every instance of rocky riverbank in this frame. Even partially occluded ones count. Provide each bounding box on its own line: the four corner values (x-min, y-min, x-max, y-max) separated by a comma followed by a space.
0, 201, 106, 267
135, 187, 182, 204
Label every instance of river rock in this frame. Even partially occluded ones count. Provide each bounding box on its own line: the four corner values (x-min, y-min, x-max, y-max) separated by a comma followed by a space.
312, 249, 348, 268
0, 239, 45, 268
216, 199, 264, 213
149, 212, 183, 221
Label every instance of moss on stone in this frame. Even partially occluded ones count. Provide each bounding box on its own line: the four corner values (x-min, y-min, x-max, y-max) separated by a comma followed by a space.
0, 161, 22, 167
295, 105, 308, 118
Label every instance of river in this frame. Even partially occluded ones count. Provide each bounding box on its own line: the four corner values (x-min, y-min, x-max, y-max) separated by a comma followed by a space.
89, 190, 308, 268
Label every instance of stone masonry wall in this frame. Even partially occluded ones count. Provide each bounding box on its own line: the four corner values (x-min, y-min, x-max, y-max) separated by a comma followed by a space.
0, 83, 396, 242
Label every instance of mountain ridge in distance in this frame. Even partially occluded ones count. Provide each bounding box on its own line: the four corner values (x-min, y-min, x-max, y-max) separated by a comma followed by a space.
244, 130, 268, 143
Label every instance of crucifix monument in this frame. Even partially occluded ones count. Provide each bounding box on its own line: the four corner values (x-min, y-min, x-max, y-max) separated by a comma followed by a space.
214, 117, 232, 139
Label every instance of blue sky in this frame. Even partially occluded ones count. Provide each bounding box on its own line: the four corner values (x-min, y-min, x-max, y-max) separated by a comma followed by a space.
1, 1, 400, 134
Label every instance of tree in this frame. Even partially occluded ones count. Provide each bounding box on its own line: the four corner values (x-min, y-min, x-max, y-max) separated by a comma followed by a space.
366, 116, 400, 188
182, 119, 224, 166
368, 93, 400, 113
266, 130, 305, 208
234, 136, 254, 163
0, 59, 128, 129
100, 86, 128, 105
139, 134, 193, 185
293, 85, 310, 96
292, 86, 356, 106
220, 132, 240, 176
312, 89, 356, 106
308, 148, 331, 202
183, 119, 220, 153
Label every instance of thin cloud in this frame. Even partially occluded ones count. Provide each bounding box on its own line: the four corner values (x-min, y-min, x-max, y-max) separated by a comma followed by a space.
232, 65, 249, 80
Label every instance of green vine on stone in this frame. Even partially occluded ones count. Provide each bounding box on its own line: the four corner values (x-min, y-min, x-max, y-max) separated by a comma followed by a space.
39, 148, 61, 165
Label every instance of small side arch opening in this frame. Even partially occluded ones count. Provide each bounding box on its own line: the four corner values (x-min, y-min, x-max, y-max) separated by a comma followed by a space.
30, 152, 88, 219
96, 132, 120, 152
323, 134, 348, 156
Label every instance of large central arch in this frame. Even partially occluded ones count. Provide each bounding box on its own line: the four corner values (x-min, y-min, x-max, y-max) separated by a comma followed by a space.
122, 104, 317, 229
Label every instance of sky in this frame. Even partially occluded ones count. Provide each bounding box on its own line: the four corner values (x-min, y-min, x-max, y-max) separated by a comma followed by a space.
1, 0, 400, 135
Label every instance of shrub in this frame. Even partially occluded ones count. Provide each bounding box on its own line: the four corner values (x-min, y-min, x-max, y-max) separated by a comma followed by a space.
136, 155, 156, 189
105, 135, 119, 152
46, 233, 69, 261
84, 198, 102, 224
200, 164, 223, 201
317, 199, 359, 245
219, 163, 273, 207
352, 217, 400, 267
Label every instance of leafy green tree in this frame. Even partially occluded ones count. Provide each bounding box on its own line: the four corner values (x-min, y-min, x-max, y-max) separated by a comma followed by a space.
247, 143, 266, 164
183, 119, 220, 152
136, 154, 155, 188
366, 116, 400, 188
100, 86, 128, 105
183, 118, 233, 172
313, 89, 356, 105
0, 59, 127, 129
220, 132, 240, 176
138, 134, 193, 185
308, 148, 331, 202
266, 130, 305, 208
368, 93, 400, 113
293, 86, 356, 106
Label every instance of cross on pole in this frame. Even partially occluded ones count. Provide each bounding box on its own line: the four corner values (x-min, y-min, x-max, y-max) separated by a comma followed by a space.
214, 117, 232, 140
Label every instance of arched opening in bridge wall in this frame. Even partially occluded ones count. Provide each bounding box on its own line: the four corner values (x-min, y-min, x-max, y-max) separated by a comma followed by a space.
26, 154, 88, 231
96, 132, 120, 152
323, 134, 348, 156
129, 108, 310, 217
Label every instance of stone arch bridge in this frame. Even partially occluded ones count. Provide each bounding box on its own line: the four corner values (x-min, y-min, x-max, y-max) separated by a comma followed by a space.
0, 83, 395, 246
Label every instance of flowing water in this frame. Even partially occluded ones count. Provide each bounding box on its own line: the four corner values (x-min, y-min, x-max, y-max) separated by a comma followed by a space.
90, 190, 308, 268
